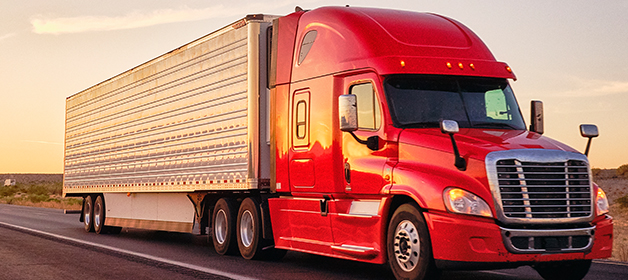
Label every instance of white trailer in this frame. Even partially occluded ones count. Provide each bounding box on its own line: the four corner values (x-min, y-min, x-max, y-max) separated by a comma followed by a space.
63, 15, 274, 234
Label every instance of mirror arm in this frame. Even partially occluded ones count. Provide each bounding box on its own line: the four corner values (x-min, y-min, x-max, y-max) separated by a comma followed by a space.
448, 133, 467, 171
347, 132, 380, 151
584, 137, 593, 157
348, 131, 368, 145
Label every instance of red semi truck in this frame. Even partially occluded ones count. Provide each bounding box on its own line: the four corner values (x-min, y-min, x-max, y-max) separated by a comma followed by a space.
64, 6, 613, 280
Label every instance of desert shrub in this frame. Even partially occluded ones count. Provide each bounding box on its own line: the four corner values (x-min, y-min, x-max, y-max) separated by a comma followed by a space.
27, 184, 49, 196
28, 194, 50, 203
616, 194, 628, 209
591, 168, 602, 177
40, 182, 63, 195
618, 164, 628, 178
0, 185, 19, 197
67, 198, 83, 205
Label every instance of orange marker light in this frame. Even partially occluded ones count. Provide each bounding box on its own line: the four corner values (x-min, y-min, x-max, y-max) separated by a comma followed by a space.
506, 66, 512, 73
400, 60, 406, 67
458, 62, 464, 69
469, 63, 475, 70
446, 62, 452, 69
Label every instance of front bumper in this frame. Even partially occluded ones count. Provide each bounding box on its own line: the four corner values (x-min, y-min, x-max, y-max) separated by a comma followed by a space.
424, 211, 613, 269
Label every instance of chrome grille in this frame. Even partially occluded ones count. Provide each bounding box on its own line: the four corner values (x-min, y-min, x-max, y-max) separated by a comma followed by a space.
496, 159, 592, 219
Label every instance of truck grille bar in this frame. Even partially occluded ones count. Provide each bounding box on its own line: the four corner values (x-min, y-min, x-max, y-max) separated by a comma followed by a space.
485, 150, 594, 225
496, 159, 591, 219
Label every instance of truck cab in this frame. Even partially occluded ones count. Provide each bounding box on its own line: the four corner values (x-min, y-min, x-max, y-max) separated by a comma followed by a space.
268, 6, 612, 280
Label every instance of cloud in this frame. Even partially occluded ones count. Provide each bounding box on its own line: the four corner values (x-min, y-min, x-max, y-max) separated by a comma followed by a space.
555, 77, 628, 97
0, 33, 16, 41
31, 6, 239, 35
22, 140, 62, 145
31, 1, 301, 35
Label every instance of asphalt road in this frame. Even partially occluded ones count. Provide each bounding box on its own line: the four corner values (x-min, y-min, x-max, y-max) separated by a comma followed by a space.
0, 203, 626, 280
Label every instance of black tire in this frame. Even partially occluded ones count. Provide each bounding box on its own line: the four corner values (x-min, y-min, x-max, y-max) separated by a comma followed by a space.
534, 260, 592, 280
387, 203, 438, 280
212, 198, 238, 255
235, 197, 287, 260
237, 198, 264, 260
94, 195, 106, 234
83, 195, 94, 233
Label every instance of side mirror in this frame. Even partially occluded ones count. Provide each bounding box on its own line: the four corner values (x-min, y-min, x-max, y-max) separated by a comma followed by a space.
580, 124, 599, 138
530, 100, 544, 134
580, 124, 599, 156
339, 94, 358, 132
440, 119, 460, 134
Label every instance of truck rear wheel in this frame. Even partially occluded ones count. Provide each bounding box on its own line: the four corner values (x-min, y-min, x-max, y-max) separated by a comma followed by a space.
534, 260, 592, 280
387, 203, 438, 280
237, 197, 263, 260
83, 195, 94, 233
236, 197, 286, 260
212, 198, 238, 255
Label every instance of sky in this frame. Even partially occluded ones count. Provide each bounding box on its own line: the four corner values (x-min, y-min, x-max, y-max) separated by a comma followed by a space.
0, 0, 627, 173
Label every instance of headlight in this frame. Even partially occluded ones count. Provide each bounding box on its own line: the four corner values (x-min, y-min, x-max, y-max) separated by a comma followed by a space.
596, 187, 609, 216
443, 187, 493, 218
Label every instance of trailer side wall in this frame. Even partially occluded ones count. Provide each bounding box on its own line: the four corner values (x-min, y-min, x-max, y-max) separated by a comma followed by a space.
64, 19, 272, 196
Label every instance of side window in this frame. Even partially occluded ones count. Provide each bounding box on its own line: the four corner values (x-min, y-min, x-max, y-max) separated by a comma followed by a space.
485, 89, 510, 120
350, 83, 381, 130
292, 91, 310, 147
296, 101, 307, 139
298, 30, 317, 65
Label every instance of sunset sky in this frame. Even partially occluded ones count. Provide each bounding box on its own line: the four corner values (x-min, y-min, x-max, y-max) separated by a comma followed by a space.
0, 0, 627, 173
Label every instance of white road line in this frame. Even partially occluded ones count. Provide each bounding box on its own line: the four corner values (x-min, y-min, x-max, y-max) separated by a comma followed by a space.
594, 259, 628, 267
479, 270, 518, 277
0, 221, 257, 280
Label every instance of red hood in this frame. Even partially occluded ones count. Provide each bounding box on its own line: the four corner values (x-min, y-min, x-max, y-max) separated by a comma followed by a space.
393, 128, 582, 213
398, 128, 579, 163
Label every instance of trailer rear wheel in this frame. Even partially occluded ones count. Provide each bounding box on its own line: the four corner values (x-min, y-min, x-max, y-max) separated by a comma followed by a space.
212, 198, 238, 255
237, 197, 263, 260
534, 260, 592, 280
94, 195, 106, 234
387, 203, 438, 280
83, 195, 94, 233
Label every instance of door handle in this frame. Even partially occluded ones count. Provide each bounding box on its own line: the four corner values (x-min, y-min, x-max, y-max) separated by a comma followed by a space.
344, 162, 351, 183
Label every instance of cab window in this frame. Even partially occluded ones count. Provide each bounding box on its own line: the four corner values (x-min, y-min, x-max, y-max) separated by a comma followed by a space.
350, 83, 381, 130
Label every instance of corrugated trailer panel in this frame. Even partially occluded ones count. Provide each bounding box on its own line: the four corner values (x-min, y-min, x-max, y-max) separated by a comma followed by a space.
64, 18, 271, 195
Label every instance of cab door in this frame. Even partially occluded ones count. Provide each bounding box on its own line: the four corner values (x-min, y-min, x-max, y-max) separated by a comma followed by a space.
328, 72, 390, 260
341, 73, 387, 195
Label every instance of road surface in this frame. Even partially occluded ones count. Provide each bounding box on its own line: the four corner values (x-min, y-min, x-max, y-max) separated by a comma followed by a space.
0, 204, 625, 280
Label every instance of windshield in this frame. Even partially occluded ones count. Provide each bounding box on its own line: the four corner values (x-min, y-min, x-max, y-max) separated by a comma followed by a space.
384, 75, 526, 130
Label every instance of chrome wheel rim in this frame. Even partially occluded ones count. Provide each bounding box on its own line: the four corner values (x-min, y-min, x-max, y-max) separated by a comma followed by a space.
84, 199, 92, 227
394, 220, 420, 272
215, 209, 227, 244
94, 199, 102, 229
240, 210, 254, 247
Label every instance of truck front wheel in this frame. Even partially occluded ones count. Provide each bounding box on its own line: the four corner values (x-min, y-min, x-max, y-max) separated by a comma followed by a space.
212, 198, 238, 255
534, 260, 592, 280
387, 203, 438, 280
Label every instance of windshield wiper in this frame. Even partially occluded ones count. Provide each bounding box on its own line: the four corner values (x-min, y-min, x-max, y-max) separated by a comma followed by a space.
471, 122, 518, 130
